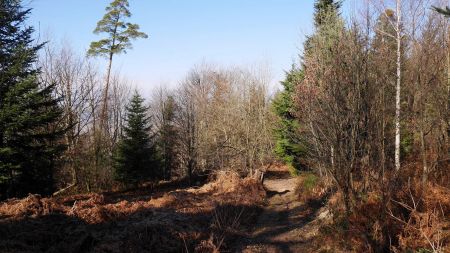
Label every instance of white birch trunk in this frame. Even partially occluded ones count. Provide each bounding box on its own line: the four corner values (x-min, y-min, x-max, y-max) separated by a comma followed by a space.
395, 0, 402, 171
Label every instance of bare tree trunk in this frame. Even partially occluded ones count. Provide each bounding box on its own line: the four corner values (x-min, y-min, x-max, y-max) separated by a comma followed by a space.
447, 24, 450, 155
381, 84, 386, 183
420, 127, 428, 184
101, 52, 113, 133
310, 122, 324, 177
395, 0, 402, 171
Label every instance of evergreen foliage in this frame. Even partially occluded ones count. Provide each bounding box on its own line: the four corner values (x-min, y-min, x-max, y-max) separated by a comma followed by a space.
272, 0, 343, 174
313, 0, 342, 27
113, 91, 159, 186
304, 0, 343, 58
87, 0, 148, 58
433, 6, 450, 17
272, 66, 306, 173
0, 0, 65, 198
88, 0, 148, 139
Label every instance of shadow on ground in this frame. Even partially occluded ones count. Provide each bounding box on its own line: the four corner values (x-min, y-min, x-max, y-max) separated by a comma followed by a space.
234, 168, 331, 253
0, 201, 262, 253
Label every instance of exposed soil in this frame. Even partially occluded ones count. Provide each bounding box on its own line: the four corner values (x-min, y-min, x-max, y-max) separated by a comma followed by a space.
236, 168, 329, 253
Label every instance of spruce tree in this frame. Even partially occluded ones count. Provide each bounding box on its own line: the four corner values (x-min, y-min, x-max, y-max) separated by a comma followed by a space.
272, 66, 306, 174
113, 91, 159, 186
313, 0, 342, 27
303, 0, 343, 57
271, 1, 343, 175
0, 0, 65, 198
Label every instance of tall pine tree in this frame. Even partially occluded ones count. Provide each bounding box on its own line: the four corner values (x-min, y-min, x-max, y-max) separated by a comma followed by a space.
113, 91, 159, 187
88, 0, 148, 130
0, 0, 65, 199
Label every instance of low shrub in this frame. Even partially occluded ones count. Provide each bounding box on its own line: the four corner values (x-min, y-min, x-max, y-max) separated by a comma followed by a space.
295, 172, 329, 203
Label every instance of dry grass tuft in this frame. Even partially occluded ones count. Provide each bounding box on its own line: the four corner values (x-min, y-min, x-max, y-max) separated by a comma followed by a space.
392, 183, 450, 253
295, 172, 330, 203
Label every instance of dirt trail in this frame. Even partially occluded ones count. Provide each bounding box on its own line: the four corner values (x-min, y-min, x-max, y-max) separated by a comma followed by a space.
236, 169, 326, 253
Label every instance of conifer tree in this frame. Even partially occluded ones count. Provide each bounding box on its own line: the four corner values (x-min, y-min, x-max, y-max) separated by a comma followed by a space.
272, 66, 306, 173
272, 0, 343, 174
313, 0, 342, 27
304, 0, 343, 58
433, 6, 450, 17
88, 0, 148, 130
113, 91, 159, 186
0, 0, 65, 198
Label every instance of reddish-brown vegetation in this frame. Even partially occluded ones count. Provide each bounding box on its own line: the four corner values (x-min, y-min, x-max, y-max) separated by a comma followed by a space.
315, 176, 450, 252
0, 172, 265, 252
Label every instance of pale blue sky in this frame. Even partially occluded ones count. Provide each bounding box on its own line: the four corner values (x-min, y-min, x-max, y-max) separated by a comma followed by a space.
27, 0, 356, 94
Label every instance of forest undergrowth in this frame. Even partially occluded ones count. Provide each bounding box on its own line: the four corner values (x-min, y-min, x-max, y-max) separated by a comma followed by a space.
300, 163, 450, 253
0, 171, 265, 252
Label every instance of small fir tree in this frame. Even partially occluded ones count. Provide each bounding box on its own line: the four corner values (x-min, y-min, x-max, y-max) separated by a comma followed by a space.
113, 91, 159, 186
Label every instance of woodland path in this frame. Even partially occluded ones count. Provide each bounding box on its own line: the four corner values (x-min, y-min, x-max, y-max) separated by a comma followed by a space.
235, 168, 326, 253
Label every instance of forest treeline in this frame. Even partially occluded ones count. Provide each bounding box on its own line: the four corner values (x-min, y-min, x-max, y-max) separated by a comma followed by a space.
0, 0, 449, 250
0, 0, 275, 198
39, 43, 275, 193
